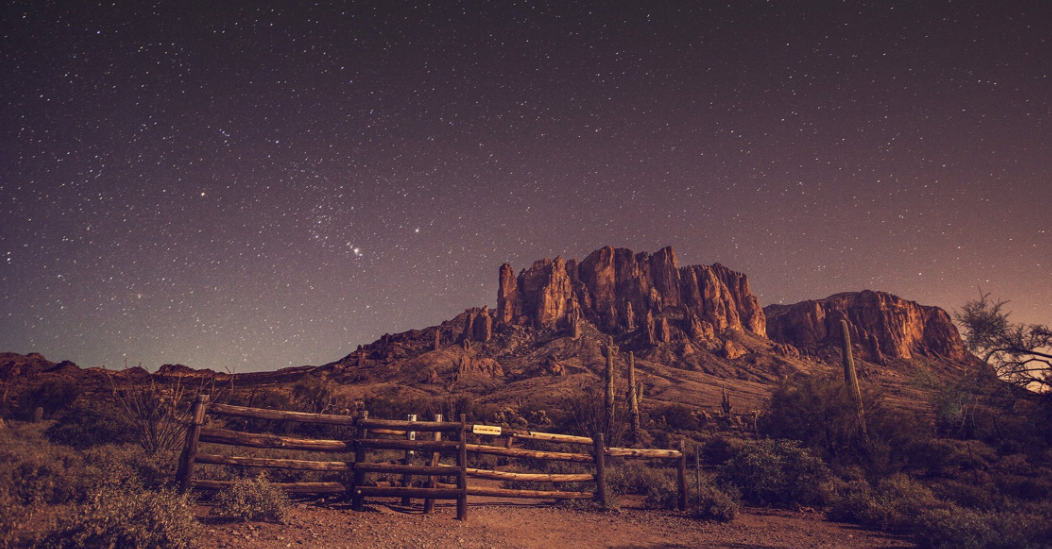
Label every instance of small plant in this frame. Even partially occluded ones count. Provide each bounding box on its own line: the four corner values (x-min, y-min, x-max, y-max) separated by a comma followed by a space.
42, 486, 199, 549
212, 475, 292, 523
718, 438, 832, 507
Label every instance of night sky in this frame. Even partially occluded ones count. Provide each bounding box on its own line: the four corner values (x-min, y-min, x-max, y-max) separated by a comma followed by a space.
2, 1, 1050, 373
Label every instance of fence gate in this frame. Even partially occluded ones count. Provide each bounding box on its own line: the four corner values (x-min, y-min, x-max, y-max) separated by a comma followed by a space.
176, 395, 687, 521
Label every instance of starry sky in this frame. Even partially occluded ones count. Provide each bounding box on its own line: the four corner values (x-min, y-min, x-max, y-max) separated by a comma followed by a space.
2, 1, 1050, 373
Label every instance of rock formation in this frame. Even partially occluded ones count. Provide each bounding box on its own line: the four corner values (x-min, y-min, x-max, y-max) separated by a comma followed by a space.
496, 246, 766, 342
764, 291, 966, 362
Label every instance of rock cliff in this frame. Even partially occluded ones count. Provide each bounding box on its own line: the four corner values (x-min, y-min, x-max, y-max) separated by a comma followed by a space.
496, 246, 766, 342
764, 291, 966, 362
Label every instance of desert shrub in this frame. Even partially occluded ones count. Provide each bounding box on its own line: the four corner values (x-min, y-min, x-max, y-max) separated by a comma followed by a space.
700, 435, 748, 466
717, 439, 832, 507
0, 430, 85, 507
15, 379, 82, 420
912, 503, 1052, 549
608, 460, 669, 496
655, 404, 698, 431
46, 399, 137, 449
829, 474, 944, 534
692, 480, 740, 522
212, 475, 291, 523
608, 460, 740, 519
111, 379, 192, 455
760, 374, 932, 475
42, 486, 199, 549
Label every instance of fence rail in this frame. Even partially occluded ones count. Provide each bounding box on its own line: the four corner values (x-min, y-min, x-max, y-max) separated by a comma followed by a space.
175, 395, 689, 521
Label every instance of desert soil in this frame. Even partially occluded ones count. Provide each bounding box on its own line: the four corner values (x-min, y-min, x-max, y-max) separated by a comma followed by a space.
200, 501, 915, 549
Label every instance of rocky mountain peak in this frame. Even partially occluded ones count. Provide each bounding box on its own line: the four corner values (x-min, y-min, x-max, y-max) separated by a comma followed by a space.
497, 246, 766, 341
764, 290, 966, 362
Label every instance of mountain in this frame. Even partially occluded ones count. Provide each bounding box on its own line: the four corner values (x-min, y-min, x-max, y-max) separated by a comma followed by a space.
0, 246, 972, 416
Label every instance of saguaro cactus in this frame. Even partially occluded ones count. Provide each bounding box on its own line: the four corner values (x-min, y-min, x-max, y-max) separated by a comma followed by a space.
840, 319, 867, 436
605, 336, 616, 430
628, 351, 640, 440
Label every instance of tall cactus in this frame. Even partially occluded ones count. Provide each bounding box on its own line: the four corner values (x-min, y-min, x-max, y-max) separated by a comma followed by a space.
628, 351, 640, 441
605, 336, 616, 431
840, 319, 868, 436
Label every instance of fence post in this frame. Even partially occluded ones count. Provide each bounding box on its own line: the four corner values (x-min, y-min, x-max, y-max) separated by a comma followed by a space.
176, 393, 209, 493
352, 410, 369, 511
423, 413, 442, 514
677, 439, 687, 511
594, 432, 607, 507
401, 414, 417, 506
457, 414, 468, 521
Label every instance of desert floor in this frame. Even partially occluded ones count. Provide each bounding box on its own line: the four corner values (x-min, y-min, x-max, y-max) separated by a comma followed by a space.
200, 501, 915, 549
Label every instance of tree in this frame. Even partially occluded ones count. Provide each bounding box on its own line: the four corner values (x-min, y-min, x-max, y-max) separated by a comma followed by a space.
955, 291, 1052, 393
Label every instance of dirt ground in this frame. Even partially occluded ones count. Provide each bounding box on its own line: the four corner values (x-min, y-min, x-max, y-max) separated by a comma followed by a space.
200, 501, 916, 549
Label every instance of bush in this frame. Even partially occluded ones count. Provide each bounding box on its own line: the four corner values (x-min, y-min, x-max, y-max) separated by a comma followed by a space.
212, 475, 292, 523
42, 486, 199, 549
46, 400, 137, 449
829, 474, 943, 534
691, 479, 740, 522
760, 374, 932, 476
718, 439, 832, 507
912, 504, 1052, 549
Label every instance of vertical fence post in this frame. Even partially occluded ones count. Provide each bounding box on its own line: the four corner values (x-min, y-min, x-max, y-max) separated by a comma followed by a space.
176, 393, 209, 493
594, 432, 607, 507
401, 414, 417, 506
352, 410, 368, 511
423, 413, 442, 514
456, 414, 468, 521
677, 439, 688, 511
695, 443, 701, 508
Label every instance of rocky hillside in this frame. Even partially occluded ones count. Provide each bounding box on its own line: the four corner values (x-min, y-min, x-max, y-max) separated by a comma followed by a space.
765, 290, 966, 364
1, 246, 973, 416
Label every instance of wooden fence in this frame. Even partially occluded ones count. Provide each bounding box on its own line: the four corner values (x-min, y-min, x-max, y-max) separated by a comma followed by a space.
176, 394, 687, 520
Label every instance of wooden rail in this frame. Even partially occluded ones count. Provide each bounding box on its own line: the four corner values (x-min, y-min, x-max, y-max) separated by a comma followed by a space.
176, 399, 690, 517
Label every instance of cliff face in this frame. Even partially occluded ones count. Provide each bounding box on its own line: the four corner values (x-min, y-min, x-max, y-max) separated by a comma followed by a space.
497, 246, 766, 340
764, 291, 966, 362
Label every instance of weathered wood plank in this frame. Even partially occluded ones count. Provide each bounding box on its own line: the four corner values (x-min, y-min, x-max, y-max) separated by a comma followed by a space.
502, 428, 593, 446
604, 447, 683, 459
466, 443, 594, 463
466, 468, 594, 483
195, 453, 352, 472
208, 403, 358, 425
358, 418, 462, 432
467, 486, 594, 499
198, 427, 351, 452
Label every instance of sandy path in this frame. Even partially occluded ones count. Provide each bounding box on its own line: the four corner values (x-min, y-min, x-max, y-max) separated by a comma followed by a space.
201, 502, 915, 549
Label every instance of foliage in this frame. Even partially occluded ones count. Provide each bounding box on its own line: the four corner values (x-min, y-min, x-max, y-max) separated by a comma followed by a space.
292, 374, 341, 413
212, 475, 292, 523
1, 421, 190, 548
717, 439, 832, 507
8, 379, 82, 421
111, 377, 192, 455
560, 382, 632, 447
607, 460, 739, 520
42, 486, 199, 549
760, 374, 932, 475
653, 403, 698, 431
45, 399, 138, 449
828, 474, 944, 534
912, 503, 1052, 549
956, 291, 1052, 392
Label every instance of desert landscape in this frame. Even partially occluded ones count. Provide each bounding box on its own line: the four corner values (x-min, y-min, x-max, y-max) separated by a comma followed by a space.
2, 246, 1050, 548
3, 2, 1050, 548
